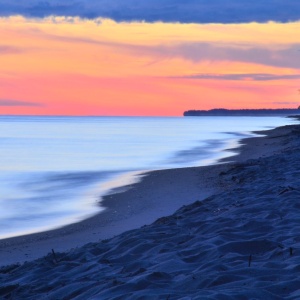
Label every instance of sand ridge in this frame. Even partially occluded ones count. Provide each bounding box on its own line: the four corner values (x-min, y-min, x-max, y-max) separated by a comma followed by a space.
1, 123, 300, 299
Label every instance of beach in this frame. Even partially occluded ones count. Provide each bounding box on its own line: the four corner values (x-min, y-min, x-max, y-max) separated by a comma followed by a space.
1, 121, 300, 299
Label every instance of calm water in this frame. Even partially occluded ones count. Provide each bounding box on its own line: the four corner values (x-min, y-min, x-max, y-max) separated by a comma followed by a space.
0, 116, 297, 239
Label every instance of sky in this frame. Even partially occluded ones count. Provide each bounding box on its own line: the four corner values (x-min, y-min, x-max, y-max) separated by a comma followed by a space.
0, 1, 300, 116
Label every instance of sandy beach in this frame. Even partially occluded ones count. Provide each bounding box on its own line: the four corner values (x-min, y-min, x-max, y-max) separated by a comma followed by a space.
1, 120, 300, 299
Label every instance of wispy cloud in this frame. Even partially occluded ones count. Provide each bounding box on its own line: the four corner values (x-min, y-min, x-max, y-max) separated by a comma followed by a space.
32, 29, 300, 70
0, 45, 23, 55
0, 99, 44, 107
149, 43, 300, 70
0, 0, 299, 23
172, 73, 300, 81
272, 101, 299, 105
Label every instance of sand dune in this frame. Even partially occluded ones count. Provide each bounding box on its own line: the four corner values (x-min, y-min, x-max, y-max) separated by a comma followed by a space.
1, 122, 300, 299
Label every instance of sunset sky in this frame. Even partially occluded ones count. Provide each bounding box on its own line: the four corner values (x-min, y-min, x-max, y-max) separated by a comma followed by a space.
0, 1, 300, 116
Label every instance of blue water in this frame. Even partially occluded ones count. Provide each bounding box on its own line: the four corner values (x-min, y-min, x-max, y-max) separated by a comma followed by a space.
0, 116, 297, 239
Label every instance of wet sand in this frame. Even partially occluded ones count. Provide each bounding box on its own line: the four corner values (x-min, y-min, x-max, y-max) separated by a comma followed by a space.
0, 162, 228, 266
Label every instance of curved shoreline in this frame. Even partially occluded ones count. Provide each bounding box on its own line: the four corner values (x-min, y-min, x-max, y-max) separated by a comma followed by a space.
0, 164, 226, 266
1, 120, 300, 298
0, 121, 298, 266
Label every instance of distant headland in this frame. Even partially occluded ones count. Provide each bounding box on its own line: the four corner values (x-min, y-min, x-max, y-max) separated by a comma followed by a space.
184, 108, 300, 117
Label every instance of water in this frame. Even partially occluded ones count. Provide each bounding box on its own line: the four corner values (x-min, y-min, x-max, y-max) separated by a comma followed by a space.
0, 116, 297, 239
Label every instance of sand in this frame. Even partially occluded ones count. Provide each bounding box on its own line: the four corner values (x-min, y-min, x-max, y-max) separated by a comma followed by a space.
0, 163, 228, 266
1, 121, 300, 299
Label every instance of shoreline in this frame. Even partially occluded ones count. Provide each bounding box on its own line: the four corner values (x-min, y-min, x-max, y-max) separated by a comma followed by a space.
0, 121, 298, 267
1, 120, 300, 298
0, 163, 228, 266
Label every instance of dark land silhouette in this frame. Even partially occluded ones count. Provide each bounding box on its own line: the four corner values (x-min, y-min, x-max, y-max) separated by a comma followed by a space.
184, 108, 300, 116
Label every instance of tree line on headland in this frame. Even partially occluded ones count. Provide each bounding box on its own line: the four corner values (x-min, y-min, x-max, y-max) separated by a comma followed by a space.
184, 108, 300, 116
